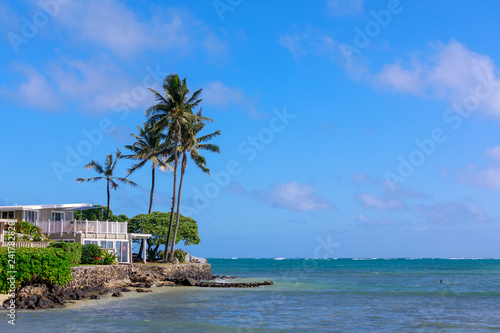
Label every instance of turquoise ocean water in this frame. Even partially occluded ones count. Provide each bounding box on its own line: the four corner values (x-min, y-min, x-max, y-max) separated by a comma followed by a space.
9, 258, 500, 332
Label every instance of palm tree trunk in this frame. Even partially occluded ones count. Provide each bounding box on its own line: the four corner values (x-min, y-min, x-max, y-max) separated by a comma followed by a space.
106, 179, 110, 219
163, 121, 179, 262
140, 165, 156, 261
169, 153, 187, 262
149, 165, 155, 214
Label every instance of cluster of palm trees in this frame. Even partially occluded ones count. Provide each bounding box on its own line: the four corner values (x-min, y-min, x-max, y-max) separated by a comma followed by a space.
76, 74, 221, 262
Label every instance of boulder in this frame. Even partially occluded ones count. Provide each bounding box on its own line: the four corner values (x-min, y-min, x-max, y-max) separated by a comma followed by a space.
111, 291, 123, 297
183, 277, 198, 286
136, 289, 153, 293
37, 297, 54, 309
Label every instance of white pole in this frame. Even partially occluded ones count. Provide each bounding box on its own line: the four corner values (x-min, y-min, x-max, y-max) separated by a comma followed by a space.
142, 237, 147, 264
60, 220, 63, 237
85, 219, 88, 238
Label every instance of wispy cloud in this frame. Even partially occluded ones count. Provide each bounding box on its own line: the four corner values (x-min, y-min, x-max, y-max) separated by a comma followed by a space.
356, 192, 403, 210
279, 25, 339, 59
54, 0, 227, 60
357, 214, 401, 226
352, 172, 375, 184
327, 0, 365, 16
203, 81, 261, 117
1, 1, 230, 114
414, 201, 491, 225
1, 58, 150, 115
460, 146, 500, 189
374, 40, 500, 117
1, 65, 62, 111
256, 181, 334, 211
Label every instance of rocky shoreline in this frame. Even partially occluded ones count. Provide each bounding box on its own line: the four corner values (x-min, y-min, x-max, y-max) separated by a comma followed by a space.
2, 264, 273, 310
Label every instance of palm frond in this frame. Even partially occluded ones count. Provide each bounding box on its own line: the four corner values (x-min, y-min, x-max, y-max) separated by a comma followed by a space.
76, 177, 104, 183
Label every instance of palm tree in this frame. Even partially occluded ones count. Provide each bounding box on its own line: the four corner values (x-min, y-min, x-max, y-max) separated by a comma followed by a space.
146, 74, 212, 262
76, 149, 138, 219
123, 123, 172, 214
169, 113, 220, 261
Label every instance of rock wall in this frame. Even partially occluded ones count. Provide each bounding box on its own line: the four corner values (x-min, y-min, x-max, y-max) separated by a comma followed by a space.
68, 265, 132, 291
5, 263, 212, 309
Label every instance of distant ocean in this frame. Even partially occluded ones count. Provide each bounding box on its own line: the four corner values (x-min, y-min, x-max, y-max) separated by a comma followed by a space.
12, 258, 500, 332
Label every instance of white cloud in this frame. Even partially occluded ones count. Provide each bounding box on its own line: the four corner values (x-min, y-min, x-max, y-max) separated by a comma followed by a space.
485, 146, 500, 161
256, 181, 334, 211
203, 81, 260, 117
327, 0, 364, 16
375, 40, 500, 117
54, 0, 226, 60
357, 214, 400, 226
356, 193, 403, 210
279, 25, 340, 59
352, 172, 375, 184
1, 65, 61, 111
2, 58, 159, 114
2, 2, 230, 114
460, 146, 500, 189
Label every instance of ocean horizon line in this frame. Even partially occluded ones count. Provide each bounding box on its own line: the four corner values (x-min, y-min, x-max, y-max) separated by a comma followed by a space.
210, 257, 500, 260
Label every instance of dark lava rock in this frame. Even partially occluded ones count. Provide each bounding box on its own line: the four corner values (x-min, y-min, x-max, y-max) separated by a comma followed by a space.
37, 297, 54, 309
183, 277, 198, 286
112, 291, 123, 297
90, 295, 101, 300
210, 275, 239, 280
197, 281, 274, 288
136, 289, 153, 293
121, 288, 132, 292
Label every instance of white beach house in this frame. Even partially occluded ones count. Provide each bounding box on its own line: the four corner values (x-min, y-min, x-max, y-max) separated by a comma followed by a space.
0, 203, 150, 263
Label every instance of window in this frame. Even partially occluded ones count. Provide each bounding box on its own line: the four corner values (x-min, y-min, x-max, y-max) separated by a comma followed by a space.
24, 211, 38, 222
84, 240, 91, 245
121, 242, 128, 263
51, 212, 64, 221
115, 241, 122, 262
1, 211, 14, 219
100, 241, 107, 249
107, 241, 113, 249
65, 211, 73, 221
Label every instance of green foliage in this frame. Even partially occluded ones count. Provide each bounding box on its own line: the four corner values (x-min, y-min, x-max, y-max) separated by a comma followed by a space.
148, 247, 162, 261
128, 211, 200, 247
81, 244, 103, 265
15, 220, 48, 242
101, 250, 117, 265
0, 247, 72, 293
167, 249, 188, 263
49, 242, 82, 266
74, 205, 128, 222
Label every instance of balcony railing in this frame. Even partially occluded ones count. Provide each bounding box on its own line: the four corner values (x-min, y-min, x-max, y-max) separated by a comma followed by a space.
0, 241, 50, 248
33, 220, 128, 237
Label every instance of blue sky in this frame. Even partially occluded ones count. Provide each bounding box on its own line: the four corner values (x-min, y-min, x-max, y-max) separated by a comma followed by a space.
1, 0, 500, 258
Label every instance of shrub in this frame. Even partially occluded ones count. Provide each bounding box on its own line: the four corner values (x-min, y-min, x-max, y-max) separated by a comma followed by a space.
49, 242, 82, 266
0, 247, 72, 293
167, 249, 188, 263
81, 244, 102, 265
101, 250, 117, 265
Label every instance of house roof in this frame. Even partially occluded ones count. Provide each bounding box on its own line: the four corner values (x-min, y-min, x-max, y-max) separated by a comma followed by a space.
0, 203, 92, 211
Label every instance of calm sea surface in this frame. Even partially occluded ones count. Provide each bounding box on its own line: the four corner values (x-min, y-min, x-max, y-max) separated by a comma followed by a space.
9, 258, 500, 332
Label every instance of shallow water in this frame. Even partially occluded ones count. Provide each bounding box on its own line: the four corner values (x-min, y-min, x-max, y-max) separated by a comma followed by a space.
7, 259, 500, 332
